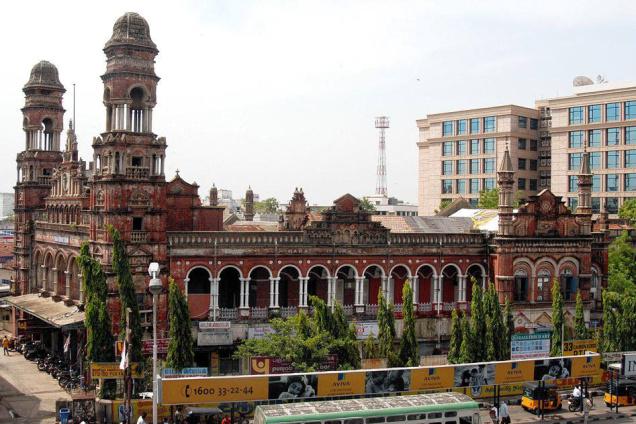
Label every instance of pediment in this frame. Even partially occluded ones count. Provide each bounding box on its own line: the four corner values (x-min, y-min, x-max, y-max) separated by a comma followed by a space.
333, 193, 361, 213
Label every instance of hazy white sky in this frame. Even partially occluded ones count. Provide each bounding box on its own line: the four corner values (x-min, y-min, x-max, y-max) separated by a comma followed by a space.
2, 0, 636, 205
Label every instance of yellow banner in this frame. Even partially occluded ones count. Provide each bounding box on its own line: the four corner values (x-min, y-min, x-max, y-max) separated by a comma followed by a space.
454, 383, 523, 399
494, 361, 534, 384
317, 372, 365, 397
161, 376, 269, 405
410, 366, 455, 391
91, 362, 143, 379
563, 340, 598, 357
571, 355, 601, 378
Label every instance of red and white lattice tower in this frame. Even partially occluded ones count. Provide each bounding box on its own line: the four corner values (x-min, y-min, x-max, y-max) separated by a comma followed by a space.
375, 116, 389, 196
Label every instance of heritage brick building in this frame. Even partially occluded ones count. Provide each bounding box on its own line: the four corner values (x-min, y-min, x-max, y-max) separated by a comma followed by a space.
9, 13, 608, 370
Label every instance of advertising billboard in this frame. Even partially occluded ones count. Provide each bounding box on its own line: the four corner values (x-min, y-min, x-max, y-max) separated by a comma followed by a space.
511, 333, 551, 359
91, 362, 143, 379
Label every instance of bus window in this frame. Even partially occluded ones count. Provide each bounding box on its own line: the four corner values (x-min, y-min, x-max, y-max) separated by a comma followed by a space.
459, 417, 473, 424
325, 421, 342, 424
407, 414, 426, 420
445, 421, 457, 424
428, 413, 442, 419
387, 416, 406, 422
445, 412, 457, 417
344, 420, 364, 424
367, 418, 385, 423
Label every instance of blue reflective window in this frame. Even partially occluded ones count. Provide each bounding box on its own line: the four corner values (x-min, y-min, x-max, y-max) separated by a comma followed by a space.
592, 175, 601, 192
569, 153, 582, 170
483, 158, 495, 173
484, 116, 496, 132
588, 129, 601, 147
607, 151, 619, 168
470, 139, 480, 155
443, 141, 453, 156
470, 118, 480, 134
626, 174, 636, 191
626, 101, 636, 120
607, 197, 619, 213
590, 152, 601, 170
607, 103, 620, 121
588, 104, 601, 123
606, 174, 619, 192
607, 128, 620, 146
568, 197, 578, 211
483, 138, 495, 153
442, 180, 453, 194
456, 160, 467, 175
470, 159, 479, 174
470, 178, 480, 193
569, 106, 584, 124
569, 176, 578, 192
456, 179, 466, 194
442, 160, 453, 175
592, 197, 600, 213
626, 149, 636, 167
626, 127, 636, 145
456, 140, 467, 156
457, 119, 467, 135
483, 178, 495, 190
569, 131, 584, 148
443, 121, 453, 136
518, 116, 528, 128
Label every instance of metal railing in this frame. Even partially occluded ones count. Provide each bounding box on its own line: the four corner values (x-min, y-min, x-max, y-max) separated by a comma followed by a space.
218, 308, 238, 320
280, 306, 297, 318
251, 307, 268, 319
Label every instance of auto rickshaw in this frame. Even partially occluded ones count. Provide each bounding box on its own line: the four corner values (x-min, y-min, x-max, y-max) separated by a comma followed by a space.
604, 379, 636, 407
521, 382, 561, 415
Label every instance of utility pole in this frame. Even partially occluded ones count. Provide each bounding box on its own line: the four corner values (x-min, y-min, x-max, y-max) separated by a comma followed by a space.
124, 307, 132, 424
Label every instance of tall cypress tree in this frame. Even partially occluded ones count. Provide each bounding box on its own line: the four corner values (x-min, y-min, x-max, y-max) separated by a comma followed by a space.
469, 280, 486, 361
502, 299, 514, 360
377, 291, 397, 366
398, 280, 418, 367
108, 225, 143, 363
458, 311, 472, 363
486, 283, 506, 360
574, 290, 588, 340
550, 278, 564, 356
448, 309, 462, 364
166, 278, 195, 370
485, 316, 496, 361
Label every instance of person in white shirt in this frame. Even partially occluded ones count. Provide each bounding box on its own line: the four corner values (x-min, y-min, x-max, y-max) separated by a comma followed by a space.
137, 412, 148, 424
489, 404, 499, 424
499, 401, 510, 424
572, 385, 582, 399
583, 396, 593, 424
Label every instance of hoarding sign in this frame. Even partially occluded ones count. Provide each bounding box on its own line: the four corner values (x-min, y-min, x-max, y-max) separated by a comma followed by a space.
161, 367, 208, 378
317, 371, 365, 397
571, 355, 601, 378
160, 376, 269, 404
494, 361, 534, 384
250, 355, 338, 374
410, 366, 454, 390
622, 353, 636, 377
511, 332, 551, 359
563, 340, 597, 357
354, 322, 379, 339
142, 338, 169, 355
91, 362, 143, 379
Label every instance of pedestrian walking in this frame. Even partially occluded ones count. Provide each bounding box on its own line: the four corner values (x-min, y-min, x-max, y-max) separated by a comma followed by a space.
2, 336, 9, 356
583, 396, 593, 424
499, 401, 511, 424
489, 403, 499, 424
137, 412, 148, 424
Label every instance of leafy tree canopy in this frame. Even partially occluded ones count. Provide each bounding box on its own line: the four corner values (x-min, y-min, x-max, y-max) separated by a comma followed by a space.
619, 198, 636, 225
359, 197, 377, 212
478, 188, 499, 209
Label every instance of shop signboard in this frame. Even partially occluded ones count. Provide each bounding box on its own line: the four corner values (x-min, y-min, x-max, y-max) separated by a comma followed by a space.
91, 362, 143, 379
198, 330, 232, 346
160, 375, 269, 404
354, 322, 379, 340
161, 367, 209, 378
250, 355, 338, 374
563, 339, 597, 356
622, 353, 636, 377
142, 338, 169, 355
511, 332, 551, 359
199, 321, 231, 330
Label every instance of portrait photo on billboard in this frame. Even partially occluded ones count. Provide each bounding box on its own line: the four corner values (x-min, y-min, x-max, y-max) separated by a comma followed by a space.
268, 375, 318, 400
453, 364, 494, 397
365, 369, 411, 394
534, 358, 572, 381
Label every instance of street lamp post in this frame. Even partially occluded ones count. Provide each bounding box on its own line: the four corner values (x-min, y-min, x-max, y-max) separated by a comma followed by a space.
148, 262, 162, 424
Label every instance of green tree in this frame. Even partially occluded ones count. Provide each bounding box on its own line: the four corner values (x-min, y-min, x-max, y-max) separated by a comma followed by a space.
608, 231, 636, 294
458, 311, 472, 363
320, 298, 361, 369
362, 335, 380, 359
485, 283, 506, 360
502, 299, 513, 360
254, 197, 280, 214
619, 198, 636, 225
108, 226, 143, 364
437, 199, 452, 212
550, 279, 564, 356
601, 291, 620, 352
77, 243, 116, 399
398, 281, 418, 367
478, 188, 499, 209
469, 280, 486, 362
447, 309, 462, 364
574, 290, 588, 340
377, 291, 397, 366
166, 277, 195, 370
360, 197, 377, 212
485, 316, 496, 361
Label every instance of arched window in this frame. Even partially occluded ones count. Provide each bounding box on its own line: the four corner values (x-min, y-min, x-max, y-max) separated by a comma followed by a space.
537, 270, 551, 302
560, 268, 578, 301
514, 270, 528, 302
42, 118, 54, 150
130, 87, 145, 132
591, 269, 600, 300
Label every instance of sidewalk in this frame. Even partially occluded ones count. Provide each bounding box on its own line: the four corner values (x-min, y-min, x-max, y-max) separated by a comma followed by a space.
480, 403, 636, 424
0, 349, 70, 423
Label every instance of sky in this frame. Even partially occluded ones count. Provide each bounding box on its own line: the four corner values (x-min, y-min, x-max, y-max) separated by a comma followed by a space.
2, 0, 636, 206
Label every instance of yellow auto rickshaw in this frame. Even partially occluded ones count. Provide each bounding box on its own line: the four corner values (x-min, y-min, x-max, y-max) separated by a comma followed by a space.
521, 382, 561, 414
604, 379, 636, 407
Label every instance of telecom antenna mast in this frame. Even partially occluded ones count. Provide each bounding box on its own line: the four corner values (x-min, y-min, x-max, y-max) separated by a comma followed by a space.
375, 116, 389, 196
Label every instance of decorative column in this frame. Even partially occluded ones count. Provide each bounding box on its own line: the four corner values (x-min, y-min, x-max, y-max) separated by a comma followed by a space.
381, 276, 389, 300
298, 277, 309, 308
78, 273, 84, 304
52, 268, 58, 294
239, 277, 250, 317
387, 277, 394, 304
269, 277, 280, 310
209, 278, 219, 321
184, 278, 189, 300
411, 275, 419, 305
459, 275, 467, 303
64, 271, 70, 298
326, 277, 337, 307
355, 276, 365, 313
433, 275, 441, 311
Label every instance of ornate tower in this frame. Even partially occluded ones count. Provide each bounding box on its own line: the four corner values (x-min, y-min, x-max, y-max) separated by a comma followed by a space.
14, 61, 65, 295
209, 184, 218, 206
280, 188, 309, 230
244, 187, 254, 221
497, 143, 515, 236
90, 12, 167, 272
576, 147, 593, 235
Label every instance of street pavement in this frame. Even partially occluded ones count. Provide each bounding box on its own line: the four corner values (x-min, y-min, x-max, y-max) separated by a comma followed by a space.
479, 402, 636, 424
0, 349, 70, 423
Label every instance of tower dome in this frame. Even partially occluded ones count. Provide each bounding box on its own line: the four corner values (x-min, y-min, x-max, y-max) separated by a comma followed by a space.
24, 60, 64, 91
106, 12, 156, 49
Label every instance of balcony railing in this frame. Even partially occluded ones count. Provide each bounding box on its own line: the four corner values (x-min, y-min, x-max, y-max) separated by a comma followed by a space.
219, 308, 237, 320
251, 307, 268, 319
343, 304, 354, 316
280, 306, 297, 318
130, 231, 148, 243
126, 166, 149, 179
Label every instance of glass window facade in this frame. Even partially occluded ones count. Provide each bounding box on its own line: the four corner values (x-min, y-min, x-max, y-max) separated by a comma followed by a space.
607, 103, 620, 121
470, 118, 480, 134
607, 151, 619, 168
470, 159, 479, 174
518, 178, 526, 190
483, 178, 495, 190
607, 128, 620, 146
456, 179, 466, 194
483, 138, 495, 153
606, 174, 619, 192
483, 158, 495, 173
456, 140, 467, 156
442, 121, 453, 136
456, 159, 467, 174
530, 118, 538, 130
626, 173, 636, 191
518, 158, 526, 170
626, 149, 636, 167
592, 175, 600, 192
530, 139, 538, 151
518, 138, 526, 149
589, 129, 601, 147
568, 197, 578, 211
443, 141, 453, 156
457, 119, 467, 135
530, 159, 538, 171
569, 106, 584, 125
470, 178, 479, 194
588, 104, 601, 123
569, 153, 582, 170
569, 131, 584, 148
626, 101, 636, 120
442, 160, 452, 175
470, 139, 480, 155
607, 197, 619, 213
569, 176, 578, 192
484, 116, 496, 133
592, 197, 601, 213
442, 180, 452, 194
590, 152, 601, 170
518, 116, 527, 128
627, 127, 636, 145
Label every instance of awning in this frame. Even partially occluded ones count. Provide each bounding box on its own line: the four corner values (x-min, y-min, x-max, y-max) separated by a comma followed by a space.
4, 293, 84, 329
